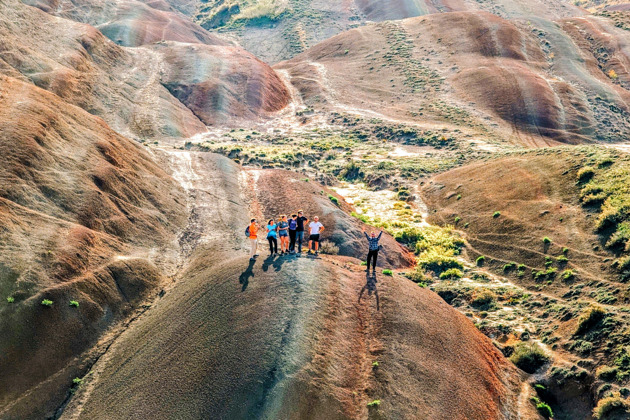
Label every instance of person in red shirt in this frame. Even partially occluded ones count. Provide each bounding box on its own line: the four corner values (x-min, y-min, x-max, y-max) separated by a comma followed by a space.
248, 219, 260, 260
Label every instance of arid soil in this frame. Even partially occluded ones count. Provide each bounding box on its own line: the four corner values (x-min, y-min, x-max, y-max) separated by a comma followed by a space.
275, 10, 630, 147
0, 75, 187, 419
57, 153, 530, 420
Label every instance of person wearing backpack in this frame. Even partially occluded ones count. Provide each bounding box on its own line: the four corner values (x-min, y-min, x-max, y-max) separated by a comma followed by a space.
247, 219, 260, 261
288, 214, 298, 253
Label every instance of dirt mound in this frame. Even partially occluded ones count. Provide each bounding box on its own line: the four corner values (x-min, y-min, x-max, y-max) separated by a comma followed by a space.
243, 168, 415, 268
0, 0, 207, 139
192, 0, 582, 63
0, 75, 186, 419
25, 0, 228, 47
62, 254, 525, 420
276, 10, 630, 146
44, 151, 527, 419
156, 42, 290, 126
1, 0, 290, 139
421, 150, 619, 298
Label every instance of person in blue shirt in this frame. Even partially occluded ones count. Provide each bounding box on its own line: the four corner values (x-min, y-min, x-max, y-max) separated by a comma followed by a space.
362, 227, 383, 273
277, 215, 290, 255
266, 219, 278, 256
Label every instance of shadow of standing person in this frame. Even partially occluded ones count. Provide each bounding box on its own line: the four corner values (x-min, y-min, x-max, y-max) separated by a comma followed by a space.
358, 272, 379, 310
239, 259, 256, 291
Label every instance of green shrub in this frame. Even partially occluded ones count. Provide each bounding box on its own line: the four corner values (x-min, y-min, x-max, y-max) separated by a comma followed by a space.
593, 395, 630, 419
6, 296, 14, 303
619, 256, 630, 272
454, 216, 461, 223
597, 365, 619, 382
69, 300, 79, 308
360, 261, 367, 266
577, 166, 595, 183
509, 342, 549, 373
440, 268, 463, 280
562, 269, 574, 281
575, 305, 607, 335
563, 247, 569, 254
72, 377, 83, 385
476, 255, 486, 266
41, 299, 53, 307
536, 401, 553, 419
328, 194, 340, 205
367, 400, 381, 407
556, 255, 568, 264
456, 194, 462, 200
470, 288, 496, 309
464, 222, 469, 228
503, 262, 516, 271
493, 211, 501, 218
543, 237, 552, 244
382, 269, 393, 276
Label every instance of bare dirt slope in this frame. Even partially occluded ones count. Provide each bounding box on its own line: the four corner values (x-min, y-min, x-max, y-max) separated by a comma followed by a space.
23, 0, 229, 47
192, 0, 582, 64
0, 75, 187, 419
421, 150, 619, 293
2, 0, 290, 138
242, 168, 415, 268
276, 10, 630, 146
59, 152, 530, 420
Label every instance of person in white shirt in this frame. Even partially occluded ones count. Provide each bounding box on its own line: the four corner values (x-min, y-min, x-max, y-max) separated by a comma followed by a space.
308, 216, 325, 256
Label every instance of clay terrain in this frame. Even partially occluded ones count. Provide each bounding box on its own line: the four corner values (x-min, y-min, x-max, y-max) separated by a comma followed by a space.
3, 0, 630, 419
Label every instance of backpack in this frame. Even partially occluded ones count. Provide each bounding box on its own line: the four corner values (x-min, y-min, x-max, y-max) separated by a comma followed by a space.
245, 226, 250, 237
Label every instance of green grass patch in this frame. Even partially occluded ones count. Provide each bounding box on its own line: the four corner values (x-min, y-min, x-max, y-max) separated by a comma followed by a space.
382, 269, 393, 276
575, 305, 607, 335
6, 296, 14, 303
367, 400, 381, 407
510, 342, 549, 373
69, 300, 79, 308
41, 299, 53, 307
439, 268, 463, 280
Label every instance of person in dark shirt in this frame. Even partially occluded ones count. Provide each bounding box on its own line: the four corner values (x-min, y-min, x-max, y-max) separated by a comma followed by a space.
362, 227, 383, 273
295, 210, 308, 255
288, 214, 298, 253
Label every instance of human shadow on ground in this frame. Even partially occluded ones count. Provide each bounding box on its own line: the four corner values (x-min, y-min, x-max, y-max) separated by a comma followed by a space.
262, 253, 291, 273
239, 259, 256, 291
358, 272, 379, 310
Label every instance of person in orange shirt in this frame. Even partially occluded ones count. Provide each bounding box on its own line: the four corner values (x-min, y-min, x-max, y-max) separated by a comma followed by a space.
248, 218, 260, 260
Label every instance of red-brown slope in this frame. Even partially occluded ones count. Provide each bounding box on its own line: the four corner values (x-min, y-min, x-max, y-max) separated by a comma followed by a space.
243, 168, 415, 268
0, 0, 207, 139
0, 75, 186, 419
2, 0, 290, 138
276, 11, 630, 146
63, 254, 526, 420
25, 0, 229, 47
55, 151, 528, 420
157, 42, 291, 126
420, 151, 618, 295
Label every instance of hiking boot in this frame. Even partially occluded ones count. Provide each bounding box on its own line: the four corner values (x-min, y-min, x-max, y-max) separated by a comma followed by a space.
365, 268, 370, 272
315, 251, 319, 256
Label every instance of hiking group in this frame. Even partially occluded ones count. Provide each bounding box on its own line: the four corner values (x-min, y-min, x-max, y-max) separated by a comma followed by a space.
246, 210, 384, 273
247, 210, 324, 259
